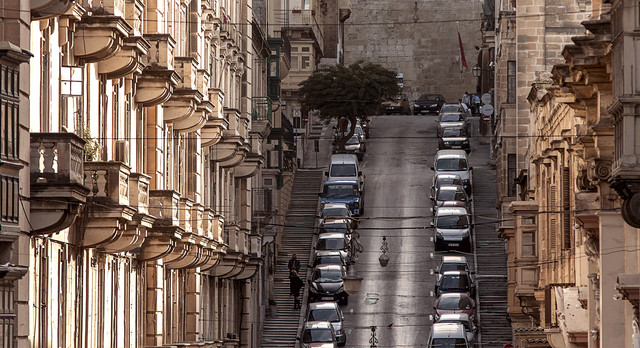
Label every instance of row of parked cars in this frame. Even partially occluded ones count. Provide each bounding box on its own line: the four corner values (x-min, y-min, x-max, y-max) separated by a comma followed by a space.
297, 151, 367, 347
427, 107, 479, 347
332, 119, 369, 160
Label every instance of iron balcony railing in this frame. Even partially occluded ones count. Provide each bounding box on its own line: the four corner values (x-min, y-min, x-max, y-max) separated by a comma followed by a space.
251, 96, 272, 123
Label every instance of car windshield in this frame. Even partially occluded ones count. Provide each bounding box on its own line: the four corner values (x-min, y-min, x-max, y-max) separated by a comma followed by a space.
419, 94, 440, 101
436, 215, 470, 229
314, 255, 343, 266
429, 338, 467, 348
437, 190, 466, 202
317, 238, 345, 250
313, 269, 343, 283
346, 135, 360, 145
437, 296, 473, 310
436, 176, 463, 187
302, 328, 334, 343
355, 126, 363, 135
442, 128, 465, 137
441, 275, 470, 290
320, 225, 348, 234
441, 105, 461, 113
323, 207, 350, 217
439, 319, 473, 332
324, 184, 357, 197
440, 263, 468, 273
330, 164, 357, 177
436, 158, 468, 171
440, 113, 463, 122
308, 309, 340, 322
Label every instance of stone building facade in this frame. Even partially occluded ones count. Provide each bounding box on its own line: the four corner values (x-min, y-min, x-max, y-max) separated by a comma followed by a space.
488, 0, 640, 346
344, 0, 482, 102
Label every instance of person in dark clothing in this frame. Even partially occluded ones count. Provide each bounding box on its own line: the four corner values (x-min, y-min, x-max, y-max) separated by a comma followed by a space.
288, 254, 301, 275
289, 270, 304, 309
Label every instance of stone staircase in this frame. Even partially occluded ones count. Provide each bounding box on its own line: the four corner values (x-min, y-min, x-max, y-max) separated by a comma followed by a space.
473, 164, 513, 347
260, 169, 324, 348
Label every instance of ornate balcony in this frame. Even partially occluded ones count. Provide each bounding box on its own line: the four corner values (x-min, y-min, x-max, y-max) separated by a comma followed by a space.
234, 234, 262, 280
251, 96, 272, 137
31, 0, 77, 19
234, 133, 263, 178
74, 0, 133, 63
139, 190, 183, 261
82, 161, 135, 247
165, 199, 207, 269
136, 34, 180, 107
164, 57, 205, 133
210, 108, 247, 167
102, 172, 154, 252
29, 133, 90, 235
201, 89, 228, 147
97, 35, 150, 79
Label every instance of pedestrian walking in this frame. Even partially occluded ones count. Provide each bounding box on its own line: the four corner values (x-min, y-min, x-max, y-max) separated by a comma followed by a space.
287, 254, 301, 275
289, 270, 304, 309
462, 91, 470, 108
472, 94, 481, 115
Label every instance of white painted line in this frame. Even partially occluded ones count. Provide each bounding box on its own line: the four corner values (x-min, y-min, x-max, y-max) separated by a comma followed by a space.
429, 237, 433, 242
430, 253, 434, 259
430, 291, 434, 297
429, 315, 434, 321
430, 269, 434, 275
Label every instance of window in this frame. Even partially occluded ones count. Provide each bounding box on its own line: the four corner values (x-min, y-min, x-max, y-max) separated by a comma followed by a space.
507, 154, 516, 196
0, 283, 15, 348
562, 167, 571, 249
291, 57, 298, 70
301, 56, 311, 69
61, 66, 84, 136
0, 175, 18, 223
522, 230, 536, 256
301, 47, 310, 53
507, 60, 516, 103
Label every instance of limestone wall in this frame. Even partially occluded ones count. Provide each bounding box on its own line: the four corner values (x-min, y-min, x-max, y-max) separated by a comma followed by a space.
344, 0, 484, 103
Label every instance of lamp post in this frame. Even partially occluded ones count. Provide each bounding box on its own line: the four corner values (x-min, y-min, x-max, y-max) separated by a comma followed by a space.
378, 236, 389, 267
343, 231, 364, 295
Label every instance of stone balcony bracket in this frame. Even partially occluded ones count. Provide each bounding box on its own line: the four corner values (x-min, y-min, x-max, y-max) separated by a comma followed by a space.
234, 137, 264, 178
210, 136, 244, 163
616, 274, 640, 308
29, 133, 92, 235
138, 190, 184, 261
74, 15, 132, 64
164, 89, 205, 132
201, 115, 228, 147
98, 35, 150, 79
207, 251, 246, 278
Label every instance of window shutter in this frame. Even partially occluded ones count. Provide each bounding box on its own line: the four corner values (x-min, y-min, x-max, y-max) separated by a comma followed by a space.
549, 185, 557, 255
562, 168, 571, 249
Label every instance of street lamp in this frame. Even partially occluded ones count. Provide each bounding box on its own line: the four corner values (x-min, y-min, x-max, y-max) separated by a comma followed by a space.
343, 231, 364, 295
472, 65, 481, 77
378, 236, 389, 267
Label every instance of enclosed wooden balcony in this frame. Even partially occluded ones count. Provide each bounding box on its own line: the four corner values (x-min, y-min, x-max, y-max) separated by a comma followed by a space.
29, 133, 90, 235
136, 34, 180, 107
139, 190, 183, 261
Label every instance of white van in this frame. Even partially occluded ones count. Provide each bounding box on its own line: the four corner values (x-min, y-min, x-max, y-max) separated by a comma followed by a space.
326, 154, 364, 188
427, 322, 470, 348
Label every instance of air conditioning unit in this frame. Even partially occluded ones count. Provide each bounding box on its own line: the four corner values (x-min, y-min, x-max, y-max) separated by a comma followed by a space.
114, 139, 129, 164
226, 333, 238, 340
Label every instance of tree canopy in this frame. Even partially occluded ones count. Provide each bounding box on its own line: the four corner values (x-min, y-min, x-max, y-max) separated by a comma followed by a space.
299, 60, 401, 124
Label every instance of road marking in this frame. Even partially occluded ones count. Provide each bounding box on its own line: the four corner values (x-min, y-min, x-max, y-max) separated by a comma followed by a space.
430, 253, 434, 259
430, 269, 434, 275
429, 237, 433, 242
429, 315, 434, 321
430, 291, 434, 297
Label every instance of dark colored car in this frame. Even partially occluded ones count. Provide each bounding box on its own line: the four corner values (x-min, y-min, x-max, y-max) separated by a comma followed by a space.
320, 180, 364, 216
435, 270, 476, 298
430, 184, 470, 213
413, 94, 446, 114
308, 264, 349, 305
434, 293, 477, 324
439, 126, 470, 152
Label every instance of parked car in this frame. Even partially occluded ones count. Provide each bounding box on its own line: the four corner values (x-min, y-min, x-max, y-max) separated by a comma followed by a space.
320, 179, 364, 216
432, 150, 472, 194
314, 232, 350, 260
319, 218, 353, 237
312, 250, 347, 268
413, 94, 446, 114
436, 112, 468, 137
326, 154, 364, 189
434, 292, 477, 324
430, 184, 470, 213
431, 207, 472, 252
427, 322, 471, 348
431, 174, 464, 198
434, 313, 477, 343
439, 103, 464, 114
308, 264, 349, 305
438, 126, 470, 152
435, 270, 476, 298
383, 95, 411, 115
306, 302, 347, 346
298, 321, 338, 348
435, 256, 473, 282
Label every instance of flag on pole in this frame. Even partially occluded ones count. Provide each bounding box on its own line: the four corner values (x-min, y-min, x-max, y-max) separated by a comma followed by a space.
457, 22, 468, 72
